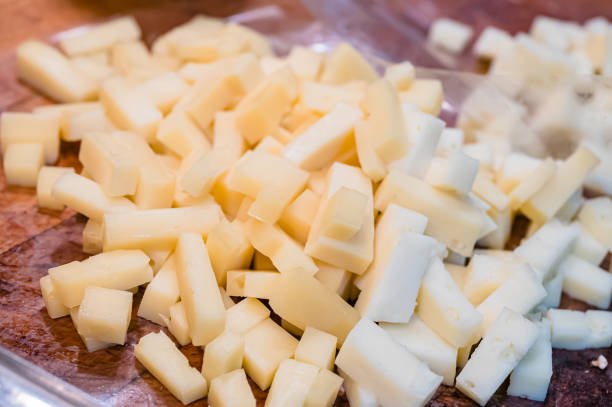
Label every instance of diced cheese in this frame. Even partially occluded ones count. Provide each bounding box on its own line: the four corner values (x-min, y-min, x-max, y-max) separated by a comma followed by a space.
540, 270, 564, 309
52, 172, 111, 221
399, 79, 443, 116
82, 219, 102, 254
77, 286, 132, 344
304, 369, 343, 407
36, 166, 75, 210
202, 330, 244, 383
354, 120, 387, 182
1, 112, 60, 164
560, 255, 612, 309
253, 250, 275, 271
39, 275, 69, 319
137, 255, 180, 326
226, 270, 279, 299
294, 326, 337, 370
546, 308, 590, 350
300, 81, 364, 114
265, 359, 319, 407
578, 197, 612, 250
384, 61, 415, 91
208, 369, 255, 407
278, 189, 320, 244
473, 27, 514, 60
156, 111, 210, 158
287, 46, 322, 80
32, 102, 101, 142
472, 171, 509, 212
60, 16, 141, 56
3, 143, 44, 187
167, 301, 191, 346
207, 220, 254, 286
319, 187, 367, 241
585, 310, 612, 348
570, 222, 607, 265
314, 262, 352, 299
320, 43, 377, 85
429, 18, 474, 53
338, 369, 379, 407
463, 255, 513, 305
425, 151, 479, 195
69, 307, 111, 352
510, 158, 556, 210
225, 297, 270, 335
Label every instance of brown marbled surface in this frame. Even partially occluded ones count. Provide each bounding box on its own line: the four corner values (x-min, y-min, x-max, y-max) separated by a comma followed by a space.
1, 1, 612, 406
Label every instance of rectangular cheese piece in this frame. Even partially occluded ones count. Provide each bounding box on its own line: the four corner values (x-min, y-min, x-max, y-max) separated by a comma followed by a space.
300, 81, 364, 114
1, 112, 60, 164
456, 309, 539, 406
144, 249, 171, 275
243, 318, 298, 390
69, 307, 111, 352
207, 220, 254, 286
51, 172, 111, 222
336, 318, 443, 407
134, 331, 207, 405
82, 219, 102, 254
507, 320, 552, 402
381, 315, 457, 386
399, 79, 443, 116
3, 143, 44, 187
254, 136, 283, 155
375, 170, 483, 256
522, 146, 600, 223
278, 189, 320, 244
103, 204, 222, 251
244, 218, 317, 275
546, 308, 590, 349
320, 43, 378, 85
418, 258, 483, 347
385, 61, 415, 90
49, 250, 152, 308
77, 286, 132, 344
202, 330, 244, 383
585, 310, 612, 348
175, 233, 225, 346
560, 255, 612, 309
425, 151, 479, 195
137, 72, 189, 114
472, 171, 509, 212
304, 369, 343, 407
33, 101, 100, 141
269, 268, 360, 345
208, 369, 255, 407
36, 166, 75, 210
294, 326, 337, 370
571, 223, 607, 265
282, 103, 362, 171
287, 46, 322, 80
59, 16, 141, 55
473, 27, 514, 60
354, 119, 387, 182
137, 255, 179, 326
578, 197, 612, 250
17, 40, 98, 102
429, 18, 474, 53
510, 158, 556, 210
540, 269, 564, 308
226, 270, 279, 299
320, 187, 367, 241
40, 275, 69, 319
225, 297, 270, 335
314, 262, 352, 299
167, 301, 191, 346
66, 106, 116, 141
156, 111, 210, 158
265, 359, 319, 407
463, 255, 513, 305
338, 369, 379, 407
306, 163, 374, 274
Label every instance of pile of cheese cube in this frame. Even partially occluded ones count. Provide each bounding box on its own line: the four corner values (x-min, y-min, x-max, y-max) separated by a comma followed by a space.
2, 14, 612, 407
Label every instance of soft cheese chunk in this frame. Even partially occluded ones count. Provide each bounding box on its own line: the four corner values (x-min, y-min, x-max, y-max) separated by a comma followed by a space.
134, 331, 207, 405
39, 275, 69, 319
300, 82, 364, 114
546, 308, 590, 350
463, 255, 513, 305
384, 61, 415, 91
585, 310, 612, 348
208, 369, 255, 407
69, 307, 111, 352
425, 151, 479, 195
354, 120, 387, 182
578, 197, 612, 250
60, 16, 141, 56
320, 43, 378, 85
77, 286, 132, 345
304, 369, 343, 407
570, 223, 607, 265
36, 166, 75, 210
510, 158, 556, 210
455, 309, 539, 406
52, 172, 111, 221
278, 189, 320, 244
265, 359, 319, 407
225, 297, 270, 335
336, 318, 443, 407
473, 27, 514, 60
338, 369, 379, 407
156, 111, 210, 158
175, 233, 225, 346
294, 326, 337, 371
429, 18, 474, 53
287, 46, 322, 80
320, 187, 367, 241
559, 255, 612, 309
202, 330, 244, 383
226, 270, 280, 299
207, 220, 254, 286
1, 112, 60, 164
3, 143, 44, 187
137, 255, 179, 326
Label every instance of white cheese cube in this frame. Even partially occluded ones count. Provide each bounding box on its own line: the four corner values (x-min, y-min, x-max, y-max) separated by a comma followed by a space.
225, 297, 270, 335
540, 270, 564, 309
456, 309, 539, 406
39, 275, 69, 319
578, 197, 612, 250
320, 43, 378, 85
399, 79, 444, 116
585, 310, 612, 348
436, 127, 464, 154
560, 255, 612, 309
77, 286, 132, 345
3, 142, 44, 187
338, 369, 379, 407
294, 326, 337, 370
336, 318, 442, 407
429, 18, 474, 53
498, 153, 543, 193
510, 158, 556, 210
472, 171, 509, 212
137, 255, 179, 326
570, 223, 607, 265
202, 330, 244, 383
226, 270, 279, 299
381, 314, 458, 386
473, 27, 514, 60
278, 189, 320, 244
555, 188, 584, 222
424, 151, 479, 195
137, 72, 189, 114
51, 172, 110, 222
546, 308, 591, 350
300, 81, 364, 114
208, 369, 255, 407
478, 206, 512, 250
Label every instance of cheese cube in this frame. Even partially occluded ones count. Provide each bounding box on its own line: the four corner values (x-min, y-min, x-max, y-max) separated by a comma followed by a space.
17, 40, 98, 102
3, 143, 44, 187
282, 103, 362, 171
294, 326, 337, 370
36, 166, 75, 210
354, 120, 386, 182
208, 369, 255, 407
144, 249, 171, 275
137, 72, 189, 114
278, 189, 320, 244
32, 101, 100, 141
463, 255, 513, 305
546, 308, 590, 349
156, 111, 210, 158
560, 255, 612, 309
336, 318, 443, 407
425, 151, 479, 195
211, 172, 245, 220
1, 112, 60, 164
243, 318, 298, 390
338, 369, 378, 407
225, 297, 270, 335
82, 219, 102, 254
498, 153, 544, 193
202, 330, 244, 383
522, 146, 600, 223
578, 197, 612, 250
473, 27, 514, 60
314, 262, 352, 299
103, 204, 222, 251
134, 331, 207, 405
571, 223, 607, 265
269, 268, 360, 345
455, 309, 539, 406
39, 275, 69, 319
320, 43, 377, 85
304, 369, 343, 407
436, 127, 464, 154
446, 263, 467, 289
59, 16, 141, 56
585, 310, 612, 348
300, 81, 364, 114
399, 80, 444, 116
418, 258, 483, 347
429, 18, 473, 53
49, 250, 152, 308
507, 320, 552, 402
226, 270, 280, 299
265, 359, 319, 407
168, 301, 191, 346
66, 106, 116, 142
207, 220, 254, 286
287, 46, 322, 80
175, 233, 225, 346
384, 61, 415, 90
375, 171, 483, 256
69, 307, 111, 352
540, 270, 564, 308
472, 171, 509, 212
254, 136, 283, 155
510, 158, 556, 210
51, 172, 110, 221
138, 255, 179, 326
77, 286, 132, 344
320, 187, 367, 241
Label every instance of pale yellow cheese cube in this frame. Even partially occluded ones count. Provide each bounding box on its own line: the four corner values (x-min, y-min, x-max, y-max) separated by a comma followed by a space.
509, 158, 556, 210
295, 326, 337, 370
211, 172, 246, 220
133, 157, 175, 210
578, 197, 612, 250
156, 111, 210, 158
320, 43, 377, 85
110, 40, 165, 79
287, 46, 322, 80
269, 268, 360, 346
69, 307, 111, 352
472, 171, 509, 212
3, 142, 42, 187
40, 275, 69, 319
103, 204, 222, 251
134, 331, 207, 405
36, 166, 75, 210
71, 55, 115, 83
278, 189, 320, 244
66, 106, 116, 142
168, 301, 191, 346
208, 369, 255, 407
144, 249, 171, 275
77, 286, 132, 344
152, 15, 224, 56
207, 220, 254, 286
304, 369, 343, 407
48, 249, 152, 308
202, 330, 244, 383
320, 187, 367, 241
243, 318, 298, 390
175, 233, 226, 346
225, 297, 270, 335
82, 219, 103, 254
17, 40, 98, 102
59, 16, 141, 56
1, 112, 60, 164
265, 358, 319, 407
354, 119, 387, 182
137, 72, 190, 114
314, 262, 352, 300
51, 172, 110, 221
32, 101, 100, 142
384, 61, 415, 91
226, 270, 280, 299
254, 136, 283, 156
138, 255, 180, 326
300, 81, 364, 115
399, 79, 444, 116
